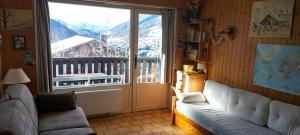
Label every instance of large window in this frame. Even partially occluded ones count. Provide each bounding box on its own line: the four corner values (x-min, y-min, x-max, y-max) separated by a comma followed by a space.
49, 2, 131, 88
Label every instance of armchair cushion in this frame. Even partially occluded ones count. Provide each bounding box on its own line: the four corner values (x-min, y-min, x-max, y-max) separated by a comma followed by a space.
39, 107, 90, 132
36, 92, 76, 113
0, 94, 11, 102
175, 89, 206, 103
6, 84, 39, 130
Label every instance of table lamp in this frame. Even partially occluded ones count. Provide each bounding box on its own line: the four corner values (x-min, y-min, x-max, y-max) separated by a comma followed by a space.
3, 68, 31, 85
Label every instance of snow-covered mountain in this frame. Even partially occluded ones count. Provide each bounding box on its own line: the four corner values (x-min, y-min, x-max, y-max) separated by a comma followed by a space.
50, 15, 161, 57
50, 19, 77, 43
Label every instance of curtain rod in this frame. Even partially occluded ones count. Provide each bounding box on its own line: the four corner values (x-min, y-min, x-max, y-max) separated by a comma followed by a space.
49, 0, 177, 10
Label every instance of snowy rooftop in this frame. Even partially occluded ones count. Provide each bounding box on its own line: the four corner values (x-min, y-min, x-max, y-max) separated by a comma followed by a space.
51, 35, 95, 53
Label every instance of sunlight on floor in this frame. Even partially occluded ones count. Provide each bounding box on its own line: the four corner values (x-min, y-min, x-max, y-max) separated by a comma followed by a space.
88, 109, 188, 135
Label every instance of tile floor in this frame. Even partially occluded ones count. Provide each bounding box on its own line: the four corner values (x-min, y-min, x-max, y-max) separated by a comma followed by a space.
88, 109, 188, 135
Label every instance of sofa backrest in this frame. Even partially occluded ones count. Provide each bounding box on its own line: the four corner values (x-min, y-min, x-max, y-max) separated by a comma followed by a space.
0, 100, 38, 135
268, 101, 300, 135
203, 80, 231, 111
227, 88, 271, 126
6, 84, 38, 130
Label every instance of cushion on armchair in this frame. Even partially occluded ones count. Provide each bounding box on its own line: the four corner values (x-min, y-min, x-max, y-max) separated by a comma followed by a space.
227, 88, 271, 126
0, 94, 11, 103
0, 100, 38, 135
36, 92, 76, 113
174, 89, 206, 103
268, 101, 300, 135
38, 107, 90, 132
203, 80, 231, 111
6, 84, 39, 130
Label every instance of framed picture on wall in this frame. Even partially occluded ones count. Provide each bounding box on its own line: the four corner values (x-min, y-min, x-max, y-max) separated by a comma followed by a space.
249, 0, 295, 37
13, 36, 26, 50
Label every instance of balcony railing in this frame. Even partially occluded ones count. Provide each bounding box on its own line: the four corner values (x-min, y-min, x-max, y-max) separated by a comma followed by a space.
53, 57, 160, 87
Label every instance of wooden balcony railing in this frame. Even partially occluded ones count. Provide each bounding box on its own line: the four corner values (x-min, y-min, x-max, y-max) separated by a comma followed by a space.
52, 57, 160, 87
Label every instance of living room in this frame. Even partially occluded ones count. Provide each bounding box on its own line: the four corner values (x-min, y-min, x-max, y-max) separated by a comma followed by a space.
0, 0, 299, 135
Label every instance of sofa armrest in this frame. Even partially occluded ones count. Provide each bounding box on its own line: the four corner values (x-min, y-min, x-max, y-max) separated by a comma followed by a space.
36, 92, 76, 113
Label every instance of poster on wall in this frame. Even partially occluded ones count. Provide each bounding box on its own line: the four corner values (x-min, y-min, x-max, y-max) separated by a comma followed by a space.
253, 44, 300, 96
0, 9, 33, 30
5, 9, 33, 30
249, 0, 295, 38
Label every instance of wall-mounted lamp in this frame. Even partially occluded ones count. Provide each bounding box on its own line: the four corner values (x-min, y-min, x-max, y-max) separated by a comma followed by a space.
208, 23, 237, 45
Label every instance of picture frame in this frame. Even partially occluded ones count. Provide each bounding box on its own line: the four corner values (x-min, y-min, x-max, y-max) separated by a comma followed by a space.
0, 8, 33, 30
13, 36, 26, 50
249, 0, 295, 38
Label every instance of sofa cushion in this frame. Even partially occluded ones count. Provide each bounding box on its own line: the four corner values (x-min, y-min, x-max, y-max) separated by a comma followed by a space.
0, 93, 11, 102
174, 89, 206, 103
290, 126, 300, 135
39, 107, 90, 132
268, 101, 300, 135
203, 80, 231, 111
39, 128, 94, 135
6, 84, 38, 129
0, 100, 38, 135
227, 88, 271, 126
36, 92, 76, 113
176, 101, 280, 135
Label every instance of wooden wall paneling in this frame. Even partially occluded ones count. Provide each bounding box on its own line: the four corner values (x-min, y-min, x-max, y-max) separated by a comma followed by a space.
224, 0, 232, 85
0, 0, 36, 95
235, 0, 247, 88
205, 0, 216, 79
228, 0, 239, 87
225, 0, 235, 85
1, 31, 36, 95
241, 0, 252, 90
216, 0, 226, 82
0, 50, 2, 96
202, 0, 300, 106
294, 1, 300, 105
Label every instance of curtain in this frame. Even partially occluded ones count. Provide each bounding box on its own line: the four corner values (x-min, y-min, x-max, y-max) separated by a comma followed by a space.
161, 9, 176, 85
35, 0, 53, 93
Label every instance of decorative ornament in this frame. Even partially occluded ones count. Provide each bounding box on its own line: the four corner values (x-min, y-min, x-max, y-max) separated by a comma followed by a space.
208, 21, 237, 45
186, 0, 205, 19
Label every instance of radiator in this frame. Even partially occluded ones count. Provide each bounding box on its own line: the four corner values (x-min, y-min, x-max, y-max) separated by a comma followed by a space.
76, 89, 122, 116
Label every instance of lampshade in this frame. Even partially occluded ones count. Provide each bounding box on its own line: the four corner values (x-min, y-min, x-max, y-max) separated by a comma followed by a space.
3, 68, 31, 84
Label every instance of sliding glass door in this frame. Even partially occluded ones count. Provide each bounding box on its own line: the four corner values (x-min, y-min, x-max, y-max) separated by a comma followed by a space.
48, 1, 170, 112
132, 9, 168, 111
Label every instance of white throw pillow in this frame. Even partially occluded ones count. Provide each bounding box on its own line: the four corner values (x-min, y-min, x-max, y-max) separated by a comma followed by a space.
174, 89, 206, 103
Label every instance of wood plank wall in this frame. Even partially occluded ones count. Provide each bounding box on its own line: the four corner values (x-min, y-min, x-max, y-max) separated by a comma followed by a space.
202, 0, 300, 105
0, 52, 2, 96
0, 0, 36, 95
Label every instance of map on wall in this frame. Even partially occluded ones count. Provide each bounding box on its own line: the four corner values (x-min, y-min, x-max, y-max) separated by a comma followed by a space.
249, 0, 294, 37
253, 44, 300, 96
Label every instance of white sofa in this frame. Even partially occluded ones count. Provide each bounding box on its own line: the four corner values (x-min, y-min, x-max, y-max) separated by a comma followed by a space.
175, 80, 300, 135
